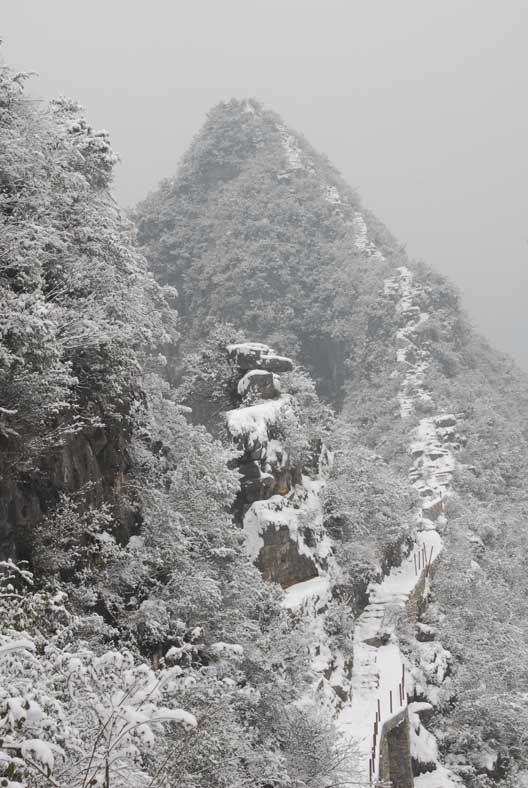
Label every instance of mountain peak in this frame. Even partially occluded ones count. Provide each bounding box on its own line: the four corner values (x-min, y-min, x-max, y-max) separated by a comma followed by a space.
135, 97, 402, 403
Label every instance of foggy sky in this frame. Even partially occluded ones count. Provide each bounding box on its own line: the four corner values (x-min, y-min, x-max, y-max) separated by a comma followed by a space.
3, 0, 527, 368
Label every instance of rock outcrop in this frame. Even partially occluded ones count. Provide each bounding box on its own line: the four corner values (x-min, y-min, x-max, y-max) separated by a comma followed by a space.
225, 342, 326, 586
225, 343, 301, 516
0, 425, 133, 561
227, 342, 293, 374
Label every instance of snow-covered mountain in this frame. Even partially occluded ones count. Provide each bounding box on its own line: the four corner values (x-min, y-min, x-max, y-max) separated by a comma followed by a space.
136, 99, 528, 788
3, 60, 528, 788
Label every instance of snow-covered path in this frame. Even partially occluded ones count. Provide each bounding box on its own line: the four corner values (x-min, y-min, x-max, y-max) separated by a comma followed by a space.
338, 529, 442, 781
240, 246, 461, 784
334, 261, 459, 784
279, 254, 461, 786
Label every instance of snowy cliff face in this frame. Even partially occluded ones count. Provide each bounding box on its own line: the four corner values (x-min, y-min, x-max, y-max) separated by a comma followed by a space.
0, 427, 133, 561
225, 342, 327, 586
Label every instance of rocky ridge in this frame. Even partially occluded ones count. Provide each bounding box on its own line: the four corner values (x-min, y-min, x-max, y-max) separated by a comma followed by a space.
135, 98, 523, 783
385, 265, 462, 788
225, 342, 329, 587
220, 259, 464, 786
228, 246, 465, 787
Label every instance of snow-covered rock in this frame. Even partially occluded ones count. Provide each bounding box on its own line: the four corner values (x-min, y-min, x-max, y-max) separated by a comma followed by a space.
226, 397, 291, 452
237, 369, 281, 399
227, 342, 293, 373
243, 477, 328, 586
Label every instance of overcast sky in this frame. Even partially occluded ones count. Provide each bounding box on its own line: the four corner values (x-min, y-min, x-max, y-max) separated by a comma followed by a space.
3, 0, 527, 368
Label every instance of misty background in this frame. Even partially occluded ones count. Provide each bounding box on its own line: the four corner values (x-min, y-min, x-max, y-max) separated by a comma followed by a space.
3, 0, 527, 368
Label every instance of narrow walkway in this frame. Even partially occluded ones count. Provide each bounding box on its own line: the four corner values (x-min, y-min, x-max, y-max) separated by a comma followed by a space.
338, 530, 441, 782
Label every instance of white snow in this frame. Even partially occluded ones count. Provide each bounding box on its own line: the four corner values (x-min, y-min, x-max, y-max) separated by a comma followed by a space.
352, 213, 369, 251
325, 185, 342, 205
266, 438, 287, 467
244, 471, 341, 716
282, 576, 330, 610
20, 739, 55, 770
474, 748, 498, 772
0, 640, 36, 656
227, 341, 271, 354
226, 398, 290, 447
414, 765, 461, 788
159, 709, 197, 728
243, 495, 295, 560
210, 642, 244, 657
336, 530, 442, 780
387, 266, 434, 419
410, 704, 439, 765
352, 212, 385, 262
237, 369, 280, 397
373, 264, 461, 786
243, 476, 327, 564
227, 342, 292, 372
276, 124, 312, 171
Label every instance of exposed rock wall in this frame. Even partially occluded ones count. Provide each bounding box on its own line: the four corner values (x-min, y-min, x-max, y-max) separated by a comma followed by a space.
225, 342, 299, 517
225, 342, 323, 586
379, 710, 414, 788
0, 425, 132, 561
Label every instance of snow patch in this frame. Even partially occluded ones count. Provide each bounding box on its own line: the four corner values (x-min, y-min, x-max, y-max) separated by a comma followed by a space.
237, 369, 280, 397
282, 576, 330, 611
243, 476, 327, 564
276, 124, 314, 172
337, 531, 442, 780
325, 185, 341, 205
226, 398, 290, 447
414, 764, 462, 788
352, 212, 385, 262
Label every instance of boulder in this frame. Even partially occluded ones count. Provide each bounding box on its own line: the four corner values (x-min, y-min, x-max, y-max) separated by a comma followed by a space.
237, 369, 281, 400
433, 414, 457, 428
256, 523, 318, 587
225, 398, 290, 454
240, 472, 276, 505
227, 342, 293, 373
422, 499, 444, 521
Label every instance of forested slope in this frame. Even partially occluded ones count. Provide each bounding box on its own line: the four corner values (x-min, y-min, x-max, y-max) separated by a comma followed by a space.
2, 48, 528, 788
0, 58, 349, 788
136, 99, 528, 788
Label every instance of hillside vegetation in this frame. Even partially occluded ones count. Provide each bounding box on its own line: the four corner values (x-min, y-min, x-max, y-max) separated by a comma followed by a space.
136, 99, 528, 787
2, 50, 528, 788
0, 59, 347, 788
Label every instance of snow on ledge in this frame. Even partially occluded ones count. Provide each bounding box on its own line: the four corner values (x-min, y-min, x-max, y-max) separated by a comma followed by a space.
227, 342, 271, 354
243, 478, 326, 564
414, 764, 462, 788
282, 575, 330, 611
237, 369, 280, 397
226, 397, 291, 446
